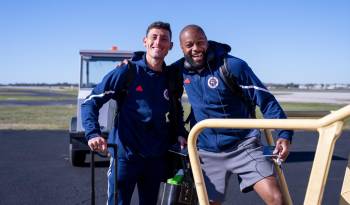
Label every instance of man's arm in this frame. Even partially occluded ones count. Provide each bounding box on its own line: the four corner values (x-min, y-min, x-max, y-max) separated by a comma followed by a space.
230, 58, 293, 159
81, 64, 130, 152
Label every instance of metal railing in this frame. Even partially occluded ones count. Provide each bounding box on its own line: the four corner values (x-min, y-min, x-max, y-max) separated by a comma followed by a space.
263, 129, 292, 204
187, 105, 350, 205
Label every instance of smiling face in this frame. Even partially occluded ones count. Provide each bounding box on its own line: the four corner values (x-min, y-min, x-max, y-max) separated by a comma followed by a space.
180, 27, 208, 68
143, 28, 172, 61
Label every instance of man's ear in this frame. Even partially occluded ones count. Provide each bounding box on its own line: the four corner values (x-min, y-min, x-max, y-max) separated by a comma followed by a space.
143, 37, 147, 48
169, 42, 173, 50
179, 40, 185, 52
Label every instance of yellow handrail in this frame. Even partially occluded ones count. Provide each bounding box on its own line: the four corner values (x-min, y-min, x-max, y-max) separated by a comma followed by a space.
340, 154, 350, 205
187, 104, 350, 205
264, 129, 293, 205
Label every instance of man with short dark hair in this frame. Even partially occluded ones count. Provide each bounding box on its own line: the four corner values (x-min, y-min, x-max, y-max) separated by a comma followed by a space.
81, 21, 186, 205
171, 24, 293, 205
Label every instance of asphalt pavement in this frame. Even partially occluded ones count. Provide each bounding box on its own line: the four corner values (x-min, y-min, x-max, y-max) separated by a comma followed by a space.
0, 130, 349, 205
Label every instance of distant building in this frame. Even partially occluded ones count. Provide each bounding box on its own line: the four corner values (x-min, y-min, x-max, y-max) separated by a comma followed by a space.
266, 83, 350, 91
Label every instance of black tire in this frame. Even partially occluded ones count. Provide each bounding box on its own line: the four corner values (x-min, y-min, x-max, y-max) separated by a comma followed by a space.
70, 117, 77, 132
69, 144, 86, 166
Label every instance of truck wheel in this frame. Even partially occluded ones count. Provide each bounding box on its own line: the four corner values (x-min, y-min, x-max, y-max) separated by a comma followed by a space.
69, 144, 86, 166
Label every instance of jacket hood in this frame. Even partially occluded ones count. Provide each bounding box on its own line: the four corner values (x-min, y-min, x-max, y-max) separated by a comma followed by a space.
131, 51, 145, 61
207, 40, 231, 60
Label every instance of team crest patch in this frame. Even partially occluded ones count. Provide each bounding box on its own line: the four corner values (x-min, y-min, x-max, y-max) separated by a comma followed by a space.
207, 76, 219, 88
163, 89, 169, 100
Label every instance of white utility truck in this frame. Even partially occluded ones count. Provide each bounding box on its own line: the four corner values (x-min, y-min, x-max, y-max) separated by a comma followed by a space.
69, 50, 133, 166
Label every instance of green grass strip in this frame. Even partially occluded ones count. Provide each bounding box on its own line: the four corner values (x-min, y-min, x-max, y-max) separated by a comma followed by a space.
0, 105, 76, 130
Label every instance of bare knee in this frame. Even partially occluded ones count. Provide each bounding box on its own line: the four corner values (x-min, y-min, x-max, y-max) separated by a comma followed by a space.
266, 191, 283, 205
253, 176, 283, 205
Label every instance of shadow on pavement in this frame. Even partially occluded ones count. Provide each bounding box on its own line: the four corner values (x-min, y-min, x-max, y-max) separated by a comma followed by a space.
286, 151, 347, 163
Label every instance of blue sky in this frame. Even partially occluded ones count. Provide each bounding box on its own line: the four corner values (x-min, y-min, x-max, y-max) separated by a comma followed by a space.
1, 0, 349, 84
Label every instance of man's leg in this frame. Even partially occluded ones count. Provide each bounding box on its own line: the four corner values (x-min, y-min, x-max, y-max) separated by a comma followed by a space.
107, 157, 117, 205
137, 158, 165, 205
107, 157, 138, 205
198, 149, 229, 204
234, 137, 283, 205
253, 176, 283, 205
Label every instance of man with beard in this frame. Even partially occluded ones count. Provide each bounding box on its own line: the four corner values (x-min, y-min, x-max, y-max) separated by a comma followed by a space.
81, 21, 186, 205
171, 25, 293, 205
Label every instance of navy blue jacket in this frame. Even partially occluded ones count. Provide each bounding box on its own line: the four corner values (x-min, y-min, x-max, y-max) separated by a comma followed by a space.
172, 41, 293, 152
81, 54, 183, 158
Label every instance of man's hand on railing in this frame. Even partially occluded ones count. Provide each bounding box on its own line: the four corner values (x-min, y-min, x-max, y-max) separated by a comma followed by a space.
88, 136, 107, 153
273, 138, 291, 161
177, 136, 187, 150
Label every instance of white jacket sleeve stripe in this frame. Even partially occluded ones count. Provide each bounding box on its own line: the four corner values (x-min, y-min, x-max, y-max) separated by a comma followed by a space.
240, 85, 270, 94
83, 90, 115, 103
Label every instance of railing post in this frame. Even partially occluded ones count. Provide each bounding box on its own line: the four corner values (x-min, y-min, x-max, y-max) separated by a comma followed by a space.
186, 105, 350, 205
304, 121, 344, 205
264, 129, 293, 205
339, 154, 350, 205
187, 126, 210, 205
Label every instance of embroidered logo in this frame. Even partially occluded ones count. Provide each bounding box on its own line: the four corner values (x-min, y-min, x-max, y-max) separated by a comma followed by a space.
184, 78, 191, 84
207, 76, 219, 88
163, 89, 169, 100
136, 85, 143, 92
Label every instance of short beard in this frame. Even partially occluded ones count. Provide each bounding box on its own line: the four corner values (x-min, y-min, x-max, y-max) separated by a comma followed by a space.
184, 54, 205, 71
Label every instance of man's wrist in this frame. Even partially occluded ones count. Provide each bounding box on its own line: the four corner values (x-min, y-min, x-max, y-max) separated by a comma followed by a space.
87, 133, 102, 141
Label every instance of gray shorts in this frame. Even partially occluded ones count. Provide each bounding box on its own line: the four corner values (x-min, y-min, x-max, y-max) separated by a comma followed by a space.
198, 137, 274, 202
